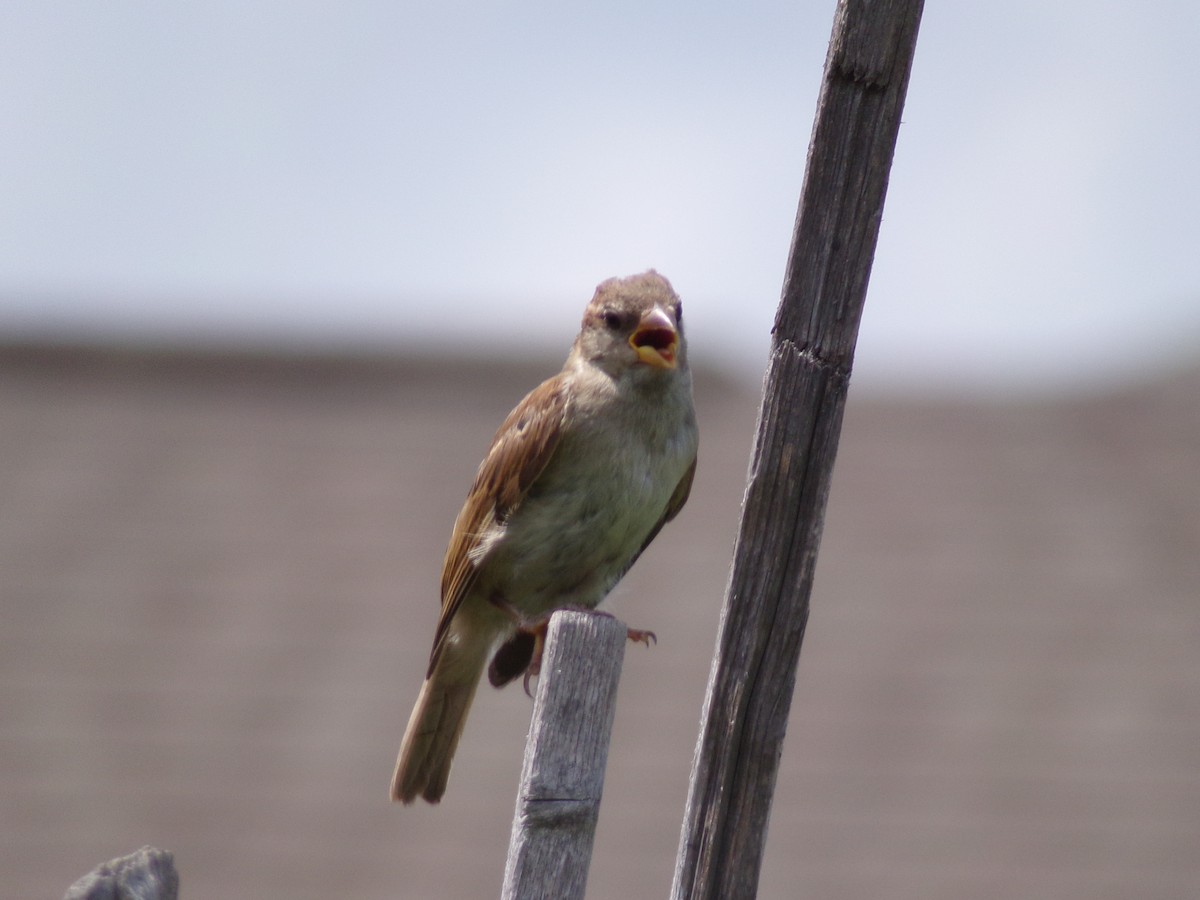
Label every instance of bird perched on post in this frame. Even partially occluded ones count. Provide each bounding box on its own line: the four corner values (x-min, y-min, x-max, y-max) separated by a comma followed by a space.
390, 270, 699, 804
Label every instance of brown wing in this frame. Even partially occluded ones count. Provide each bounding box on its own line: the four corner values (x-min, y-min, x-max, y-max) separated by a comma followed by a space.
426, 374, 571, 675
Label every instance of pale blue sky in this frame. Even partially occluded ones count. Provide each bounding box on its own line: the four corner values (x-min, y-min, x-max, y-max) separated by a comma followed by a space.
2, 2, 1198, 393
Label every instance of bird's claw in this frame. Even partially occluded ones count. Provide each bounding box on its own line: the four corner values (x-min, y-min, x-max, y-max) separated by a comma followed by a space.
626, 626, 657, 647
512, 610, 656, 697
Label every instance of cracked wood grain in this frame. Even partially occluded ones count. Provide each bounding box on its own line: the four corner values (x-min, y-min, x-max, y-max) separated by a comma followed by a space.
672, 2, 924, 898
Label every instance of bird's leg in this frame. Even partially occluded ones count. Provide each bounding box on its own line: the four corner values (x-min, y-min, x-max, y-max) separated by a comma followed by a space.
486, 597, 656, 695
487, 592, 525, 626
555, 607, 657, 647
523, 607, 657, 694
624, 625, 657, 647
486, 593, 547, 693
521, 620, 549, 697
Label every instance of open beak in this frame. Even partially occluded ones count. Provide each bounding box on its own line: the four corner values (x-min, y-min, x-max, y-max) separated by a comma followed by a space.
629, 307, 679, 369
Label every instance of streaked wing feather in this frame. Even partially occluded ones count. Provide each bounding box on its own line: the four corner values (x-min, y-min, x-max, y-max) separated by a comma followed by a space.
427, 375, 570, 675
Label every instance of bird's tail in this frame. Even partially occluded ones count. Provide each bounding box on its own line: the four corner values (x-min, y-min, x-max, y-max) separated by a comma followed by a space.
390, 637, 489, 804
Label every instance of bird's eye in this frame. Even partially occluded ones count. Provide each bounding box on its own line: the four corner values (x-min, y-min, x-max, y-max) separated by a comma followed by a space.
602, 310, 622, 331
674, 302, 683, 324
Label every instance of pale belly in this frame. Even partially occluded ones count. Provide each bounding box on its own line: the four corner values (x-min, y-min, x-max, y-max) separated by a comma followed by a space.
474, 435, 690, 617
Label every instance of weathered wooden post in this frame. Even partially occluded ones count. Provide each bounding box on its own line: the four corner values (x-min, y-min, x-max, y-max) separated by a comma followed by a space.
501, 610, 628, 900
671, 2, 924, 898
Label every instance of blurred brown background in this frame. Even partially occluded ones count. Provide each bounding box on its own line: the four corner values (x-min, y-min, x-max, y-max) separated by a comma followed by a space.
2, 343, 1198, 899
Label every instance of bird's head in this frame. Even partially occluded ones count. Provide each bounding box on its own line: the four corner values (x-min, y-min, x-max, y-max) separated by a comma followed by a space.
574, 270, 687, 382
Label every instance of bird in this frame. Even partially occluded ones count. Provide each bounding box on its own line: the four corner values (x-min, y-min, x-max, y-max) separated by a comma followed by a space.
390, 270, 699, 805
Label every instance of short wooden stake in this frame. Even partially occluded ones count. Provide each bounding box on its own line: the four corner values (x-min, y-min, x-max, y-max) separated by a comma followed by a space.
501, 610, 628, 900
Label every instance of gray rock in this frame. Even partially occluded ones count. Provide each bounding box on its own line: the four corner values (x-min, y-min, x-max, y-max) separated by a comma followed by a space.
63, 846, 178, 900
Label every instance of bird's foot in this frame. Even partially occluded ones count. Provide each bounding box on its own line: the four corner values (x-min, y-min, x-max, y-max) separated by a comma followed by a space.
487, 602, 656, 695
521, 620, 549, 697
565, 607, 657, 647
519, 610, 656, 695
624, 625, 657, 647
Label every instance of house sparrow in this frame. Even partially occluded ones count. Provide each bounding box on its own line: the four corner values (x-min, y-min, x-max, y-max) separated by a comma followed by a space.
390, 270, 698, 804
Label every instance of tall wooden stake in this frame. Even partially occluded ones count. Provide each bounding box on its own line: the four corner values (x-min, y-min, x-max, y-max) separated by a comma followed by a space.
671, 2, 924, 898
